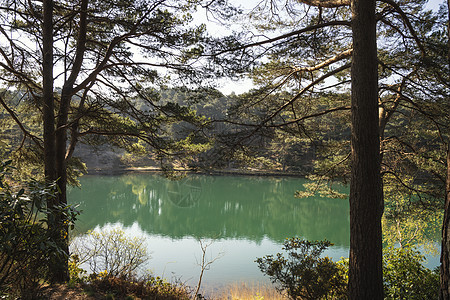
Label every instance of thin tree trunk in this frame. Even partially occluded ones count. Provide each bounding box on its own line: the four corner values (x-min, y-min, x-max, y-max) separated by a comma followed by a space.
54, 0, 88, 210
348, 0, 384, 298
52, 101, 70, 283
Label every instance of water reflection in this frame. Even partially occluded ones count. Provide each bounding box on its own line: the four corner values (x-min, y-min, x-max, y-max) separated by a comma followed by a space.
68, 174, 350, 246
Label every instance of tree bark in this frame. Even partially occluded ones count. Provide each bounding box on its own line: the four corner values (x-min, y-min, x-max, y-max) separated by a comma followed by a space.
441, 150, 450, 300
50, 0, 89, 283
439, 1, 450, 298
348, 0, 384, 298
42, 0, 55, 184
43, 0, 70, 283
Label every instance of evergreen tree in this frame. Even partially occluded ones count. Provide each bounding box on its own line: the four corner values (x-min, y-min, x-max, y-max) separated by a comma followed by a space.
0, 0, 235, 282
210, 0, 446, 297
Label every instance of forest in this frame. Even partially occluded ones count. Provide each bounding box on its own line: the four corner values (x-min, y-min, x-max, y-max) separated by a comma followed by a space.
0, 0, 449, 299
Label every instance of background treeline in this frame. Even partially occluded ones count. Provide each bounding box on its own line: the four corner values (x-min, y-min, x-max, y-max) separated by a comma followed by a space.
1, 84, 445, 203
1, 84, 444, 251
1, 87, 338, 175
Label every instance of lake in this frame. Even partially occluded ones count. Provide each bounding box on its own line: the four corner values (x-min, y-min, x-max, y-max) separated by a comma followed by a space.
67, 173, 438, 290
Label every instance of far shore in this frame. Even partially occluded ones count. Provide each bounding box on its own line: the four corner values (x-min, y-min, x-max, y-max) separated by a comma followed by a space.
84, 166, 306, 178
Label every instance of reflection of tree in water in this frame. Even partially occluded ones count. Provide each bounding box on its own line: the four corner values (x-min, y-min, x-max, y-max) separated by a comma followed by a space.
68, 174, 350, 246
165, 179, 202, 208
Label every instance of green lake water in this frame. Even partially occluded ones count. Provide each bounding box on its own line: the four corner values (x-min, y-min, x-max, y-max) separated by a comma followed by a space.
67, 173, 438, 289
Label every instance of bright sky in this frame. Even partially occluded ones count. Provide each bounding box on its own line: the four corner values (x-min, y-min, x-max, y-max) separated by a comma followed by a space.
426, 0, 444, 11
192, 0, 260, 95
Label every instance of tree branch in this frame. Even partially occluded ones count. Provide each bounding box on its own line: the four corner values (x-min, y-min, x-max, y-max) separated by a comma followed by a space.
209, 20, 351, 56
294, 48, 353, 73
378, 0, 426, 56
297, 0, 350, 8
0, 94, 43, 150
263, 63, 351, 126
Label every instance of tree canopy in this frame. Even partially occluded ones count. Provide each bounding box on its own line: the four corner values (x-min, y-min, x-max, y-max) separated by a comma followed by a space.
0, 0, 238, 282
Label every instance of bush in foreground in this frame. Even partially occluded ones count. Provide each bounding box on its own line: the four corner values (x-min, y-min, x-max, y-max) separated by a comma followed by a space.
383, 245, 439, 299
70, 227, 150, 280
0, 160, 78, 298
69, 227, 190, 299
256, 238, 347, 300
85, 274, 190, 300
257, 238, 439, 300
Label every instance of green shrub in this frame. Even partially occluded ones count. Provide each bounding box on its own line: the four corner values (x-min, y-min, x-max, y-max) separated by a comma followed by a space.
0, 160, 79, 298
383, 245, 439, 300
256, 238, 347, 300
257, 238, 439, 300
68, 254, 88, 286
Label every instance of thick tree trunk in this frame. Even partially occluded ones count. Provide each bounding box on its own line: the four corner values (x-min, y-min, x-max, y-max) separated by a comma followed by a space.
348, 0, 384, 298
49, 0, 89, 282
51, 101, 69, 283
43, 0, 69, 283
441, 150, 450, 300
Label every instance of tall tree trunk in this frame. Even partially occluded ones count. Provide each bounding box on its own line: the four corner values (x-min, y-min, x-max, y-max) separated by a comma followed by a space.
43, 0, 68, 283
348, 0, 383, 298
51, 102, 69, 283
440, 2, 450, 296
42, 0, 55, 183
441, 150, 450, 300
439, 1, 450, 298
52, 87, 73, 284
50, 0, 89, 282
55, 0, 88, 211
43, 0, 70, 283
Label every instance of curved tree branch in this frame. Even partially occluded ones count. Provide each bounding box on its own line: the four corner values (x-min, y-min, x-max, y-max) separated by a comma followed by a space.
378, 0, 426, 56
263, 62, 351, 125
0, 94, 43, 150
209, 20, 351, 56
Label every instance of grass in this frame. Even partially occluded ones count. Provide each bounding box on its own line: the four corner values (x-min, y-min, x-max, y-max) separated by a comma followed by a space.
39, 281, 284, 300
205, 282, 287, 300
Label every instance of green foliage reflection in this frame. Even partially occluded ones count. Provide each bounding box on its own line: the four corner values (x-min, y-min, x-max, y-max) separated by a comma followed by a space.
68, 174, 350, 246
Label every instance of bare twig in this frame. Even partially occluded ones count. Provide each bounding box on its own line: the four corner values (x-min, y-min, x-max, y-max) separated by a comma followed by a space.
193, 239, 224, 299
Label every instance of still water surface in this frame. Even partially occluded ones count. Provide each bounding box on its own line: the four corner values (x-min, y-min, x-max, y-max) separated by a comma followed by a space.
67, 173, 436, 289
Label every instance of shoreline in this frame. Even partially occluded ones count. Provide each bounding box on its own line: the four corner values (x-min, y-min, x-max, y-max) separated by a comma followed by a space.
84, 166, 306, 178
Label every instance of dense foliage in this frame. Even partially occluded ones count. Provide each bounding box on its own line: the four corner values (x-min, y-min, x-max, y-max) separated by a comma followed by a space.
0, 161, 79, 298
257, 238, 440, 300
256, 238, 347, 300
383, 246, 439, 299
